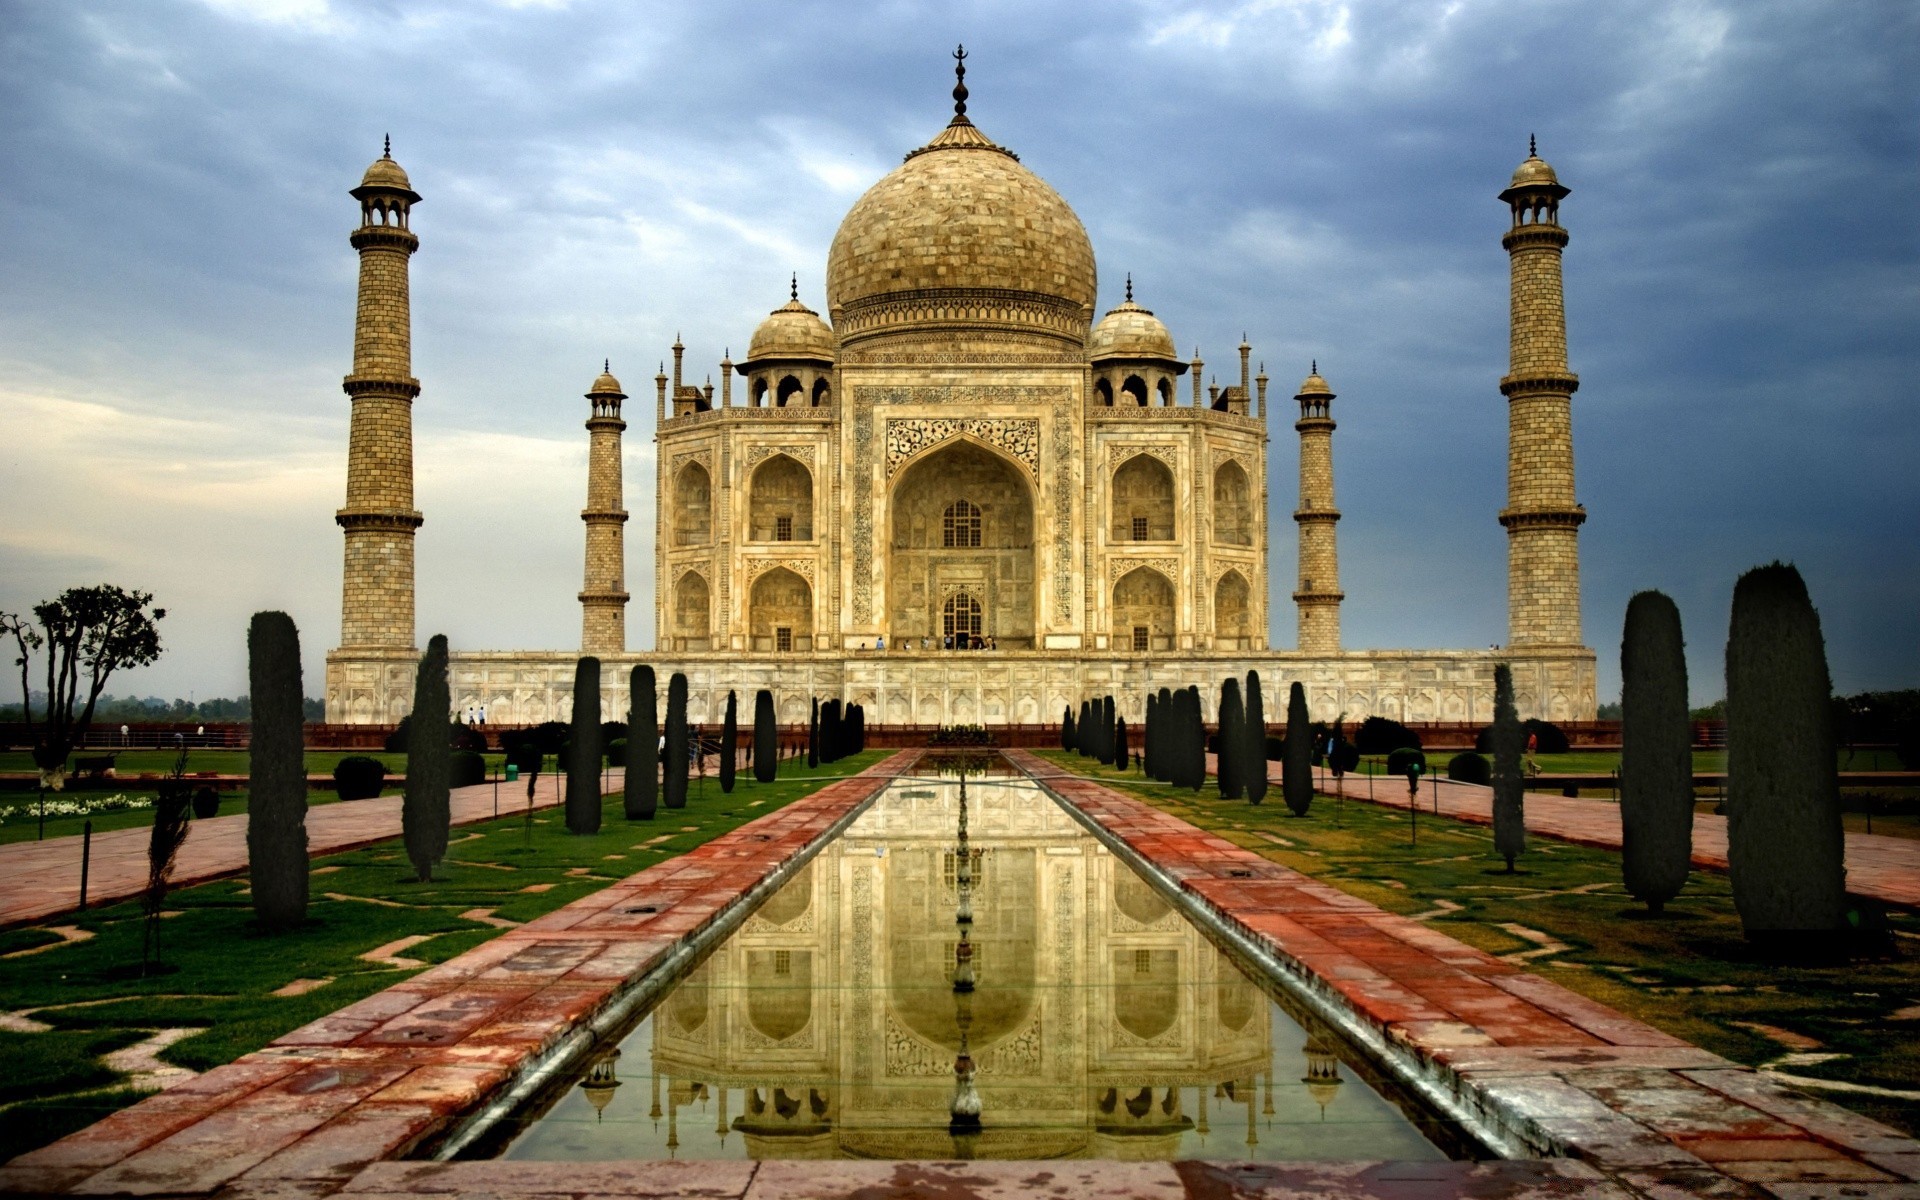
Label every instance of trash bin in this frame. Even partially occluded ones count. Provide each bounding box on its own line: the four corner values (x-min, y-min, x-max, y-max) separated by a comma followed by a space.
505, 763, 519, 782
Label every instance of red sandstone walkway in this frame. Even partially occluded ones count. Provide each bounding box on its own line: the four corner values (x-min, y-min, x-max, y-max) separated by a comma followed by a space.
0, 753, 912, 1199
1014, 749, 1920, 1198
0, 771, 613, 929
1208, 753, 1920, 911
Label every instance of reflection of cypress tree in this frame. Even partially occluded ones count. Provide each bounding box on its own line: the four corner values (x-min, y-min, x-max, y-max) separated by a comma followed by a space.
1726, 563, 1844, 950
719, 690, 738, 794
1491, 665, 1525, 871
752, 689, 777, 783
1217, 678, 1245, 800
1283, 682, 1312, 816
1244, 671, 1268, 806
246, 611, 307, 930
628, 665, 658, 819
1620, 591, 1692, 914
565, 656, 603, 835
663, 673, 689, 810
404, 635, 450, 882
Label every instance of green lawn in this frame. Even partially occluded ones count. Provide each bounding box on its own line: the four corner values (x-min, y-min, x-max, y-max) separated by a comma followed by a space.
0, 750, 885, 1165
1036, 750, 1920, 1137
0, 787, 401, 846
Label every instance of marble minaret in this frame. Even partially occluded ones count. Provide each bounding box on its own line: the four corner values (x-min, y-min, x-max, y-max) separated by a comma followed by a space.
1292, 365, 1342, 653
580, 364, 630, 653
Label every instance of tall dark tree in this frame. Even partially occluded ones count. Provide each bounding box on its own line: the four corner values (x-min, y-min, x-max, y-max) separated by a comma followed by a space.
247, 614, 307, 933
807, 697, 819, 767
753, 689, 778, 783
628, 665, 658, 819
1100, 696, 1116, 765
1217, 677, 1245, 800
1142, 693, 1157, 779
663, 672, 690, 809
1180, 686, 1206, 791
565, 656, 603, 835
719, 690, 738, 793
852, 703, 866, 753
825, 699, 844, 762
1062, 706, 1075, 754
403, 635, 451, 882
1283, 682, 1313, 816
1244, 670, 1269, 806
1113, 715, 1129, 772
1620, 591, 1693, 914
1491, 664, 1526, 871
247, 612, 307, 930
1726, 563, 1845, 948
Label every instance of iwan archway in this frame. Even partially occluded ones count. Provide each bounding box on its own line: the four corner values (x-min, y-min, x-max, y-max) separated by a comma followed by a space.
887, 440, 1036, 649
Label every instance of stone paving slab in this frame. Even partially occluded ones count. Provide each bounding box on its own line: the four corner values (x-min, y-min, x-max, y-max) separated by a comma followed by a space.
5, 754, 914, 1197
1011, 749, 1920, 1200
0, 773, 611, 929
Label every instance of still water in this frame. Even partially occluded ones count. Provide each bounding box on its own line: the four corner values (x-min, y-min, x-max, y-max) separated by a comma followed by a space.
486, 770, 1453, 1162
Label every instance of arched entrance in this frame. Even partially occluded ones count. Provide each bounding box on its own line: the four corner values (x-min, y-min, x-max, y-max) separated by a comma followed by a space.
1112, 566, 1175, 652
888, 441, 1035, 648
749, 567, 812, 652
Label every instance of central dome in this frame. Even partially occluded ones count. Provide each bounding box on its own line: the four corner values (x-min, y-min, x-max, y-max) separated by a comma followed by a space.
825, 116, 1097, 353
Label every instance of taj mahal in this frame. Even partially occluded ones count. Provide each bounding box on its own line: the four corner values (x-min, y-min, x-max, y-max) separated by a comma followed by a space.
323, 60, 1596, 729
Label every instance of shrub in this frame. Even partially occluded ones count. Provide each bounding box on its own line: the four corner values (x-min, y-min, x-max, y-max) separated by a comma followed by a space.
1620, 590, 1693, 914
1330, 739, 1361, 776
1283, 682, 1312, 817
1446, 752, 1490, 785
1355, 716, 1421, 756
523, 721, 571, 755
333, 756, 387, 801
449, 722, 486, 754
1475, 718, 1570, 755
190, 785, 220, 819
605, 738, 627, 767
565, 656, 603, 836
505, 742, 544, 779
1726, 563, 1844, 950
1386, 746, 1427, 779
450, 750, 487, 789
404, 635, 452, 882
1491, 664, 1526, 872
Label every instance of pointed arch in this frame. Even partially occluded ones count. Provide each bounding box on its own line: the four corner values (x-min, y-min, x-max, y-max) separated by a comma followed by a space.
1094, 377, 1114, 406
748, 454, 813, 542
775, 375, 803, 406
1113, 566, 1175, 652
888, 439, 1036, 649
1111, 453, 1175, 542
1121, 374, 1148, 406
673, 571, 711, 649
749, 566, 812, 652
1214, 570, 1251, 650
1212, 460, 1252, 546
673, 461, 711, 546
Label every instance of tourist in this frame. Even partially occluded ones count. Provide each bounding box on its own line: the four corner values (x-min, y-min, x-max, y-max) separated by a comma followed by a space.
876, 634, 885, 651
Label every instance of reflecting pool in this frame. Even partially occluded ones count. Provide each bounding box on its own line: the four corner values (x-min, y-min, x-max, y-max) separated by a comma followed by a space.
484, 770, 1454, 1162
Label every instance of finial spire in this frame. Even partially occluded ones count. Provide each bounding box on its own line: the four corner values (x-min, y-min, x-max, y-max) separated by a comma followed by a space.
952, 44, 969, 120
382, 133, 391, 159
1529, 132, 1537, 157
604, 358, 610, 373
1311, 359, 1318, 374
790, 272, 798, 301
1124, 273, 1132, 303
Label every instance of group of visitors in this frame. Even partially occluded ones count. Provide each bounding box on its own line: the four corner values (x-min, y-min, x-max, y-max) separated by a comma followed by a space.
871, 633, 999, 652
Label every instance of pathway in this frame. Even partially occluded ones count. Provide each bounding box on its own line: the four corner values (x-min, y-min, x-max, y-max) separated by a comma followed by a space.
0, 770, 619, 929
1223, 754, 1920, 910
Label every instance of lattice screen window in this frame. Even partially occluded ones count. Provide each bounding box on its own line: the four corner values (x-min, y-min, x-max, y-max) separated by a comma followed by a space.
943, 499, 982, 548
775, 515, 793, 542
1131, 515, 1148, 541
943, 592, 983, 641
1134, 948, 1152, 975
776, 626, 793, 653
1133, 625, 1149, 652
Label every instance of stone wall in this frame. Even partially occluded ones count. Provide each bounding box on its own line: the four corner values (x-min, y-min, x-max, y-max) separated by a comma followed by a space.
326, 646, 1598, 728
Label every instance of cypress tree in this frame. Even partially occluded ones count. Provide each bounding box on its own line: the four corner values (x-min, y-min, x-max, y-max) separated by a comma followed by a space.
719, 690, 738, 794
1283, 681, 1312, 816
1244, 670, 1269, 806
246, 611, 307, 931
807, 697, 819, 767
1116, 716, 1131, 772
1101, 696, 1117, 764
753, 689, 778, 783
854, 703, 866, 753
1726, 563, 1844, 950
1062, 707, 1075, 754
628, 665, 658, 819
1180, 686, 1205, 790
829, 699, 846, 761
1491, 664, 1526, 871
1143, 693, 1158, 779
663, 672, 689, 809
403, 635, 451, 882
1217, 677, 1245, 800
565, 657, 603, 834
1620, 591, 1692, 914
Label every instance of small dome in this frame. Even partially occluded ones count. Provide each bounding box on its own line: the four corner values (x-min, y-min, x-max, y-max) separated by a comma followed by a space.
1296, 366, 1333, 397
1089, 299, 1178, 363
589, 365, 624, 396
745, 295, 836, 364
361, 154, 413, 191
1509, 153, 1559, 189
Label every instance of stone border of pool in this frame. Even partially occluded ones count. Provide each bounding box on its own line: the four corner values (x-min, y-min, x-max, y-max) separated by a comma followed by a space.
1010, 750, 1920, 1198
0, 753, 916, 1198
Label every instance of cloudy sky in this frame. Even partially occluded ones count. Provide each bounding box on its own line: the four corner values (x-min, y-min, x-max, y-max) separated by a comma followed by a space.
1, 0, 1914, 708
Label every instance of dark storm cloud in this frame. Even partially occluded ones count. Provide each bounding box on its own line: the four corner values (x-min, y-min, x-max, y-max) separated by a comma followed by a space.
1, 0, 1913, 704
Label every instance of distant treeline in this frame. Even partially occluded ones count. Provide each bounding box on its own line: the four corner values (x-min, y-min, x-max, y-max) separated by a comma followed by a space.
0, 692, 326, 722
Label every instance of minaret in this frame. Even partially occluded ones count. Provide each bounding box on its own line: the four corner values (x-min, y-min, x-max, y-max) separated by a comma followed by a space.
1293, 365, 1342, 653
1499, 138, 1585, 647
580, 363, 629, 654
337, 139, 423, 652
